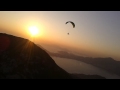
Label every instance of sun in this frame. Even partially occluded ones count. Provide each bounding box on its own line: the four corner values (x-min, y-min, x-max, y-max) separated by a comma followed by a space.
29, 26, 39, 36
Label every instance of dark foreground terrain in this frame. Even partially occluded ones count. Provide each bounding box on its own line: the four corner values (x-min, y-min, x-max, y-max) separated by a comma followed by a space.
71, 74, 106, 79
0, 33, 72, 79
0, 33, 105, 79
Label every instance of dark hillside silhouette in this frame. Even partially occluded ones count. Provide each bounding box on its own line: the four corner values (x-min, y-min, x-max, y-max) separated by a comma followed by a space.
0, 33, 72, 79
0, 33, 105, 79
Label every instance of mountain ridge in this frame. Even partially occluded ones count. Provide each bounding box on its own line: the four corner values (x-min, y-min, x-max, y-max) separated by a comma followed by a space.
0, 33, 72, 79
0, 33, 106, 79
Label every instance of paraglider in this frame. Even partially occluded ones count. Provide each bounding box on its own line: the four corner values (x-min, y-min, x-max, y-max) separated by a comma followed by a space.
66, 21, 75, 28
65, 21, 75, 35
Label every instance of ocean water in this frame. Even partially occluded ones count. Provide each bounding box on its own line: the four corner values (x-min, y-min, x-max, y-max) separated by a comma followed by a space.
51, 56, 120, 79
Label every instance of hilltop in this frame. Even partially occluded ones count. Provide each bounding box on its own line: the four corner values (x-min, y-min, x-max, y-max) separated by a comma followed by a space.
0, 33, 105, 79
0, 33, 72, 79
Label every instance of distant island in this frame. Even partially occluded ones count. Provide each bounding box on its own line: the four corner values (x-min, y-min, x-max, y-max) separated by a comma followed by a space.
48, 51, 120, 77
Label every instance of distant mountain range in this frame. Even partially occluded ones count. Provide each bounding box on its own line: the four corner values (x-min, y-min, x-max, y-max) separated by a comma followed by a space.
48, 51, 120, 77
0, 33, 105, 79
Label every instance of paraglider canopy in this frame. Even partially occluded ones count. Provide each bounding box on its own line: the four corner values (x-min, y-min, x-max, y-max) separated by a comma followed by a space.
66, 21, 75, 28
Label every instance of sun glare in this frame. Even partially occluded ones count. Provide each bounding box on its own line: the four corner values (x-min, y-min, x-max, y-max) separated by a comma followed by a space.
29, 26, 39, 36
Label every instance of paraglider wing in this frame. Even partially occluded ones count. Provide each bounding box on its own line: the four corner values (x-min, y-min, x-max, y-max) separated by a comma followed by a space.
66, 21, 75, 28
70, 22, 75, 28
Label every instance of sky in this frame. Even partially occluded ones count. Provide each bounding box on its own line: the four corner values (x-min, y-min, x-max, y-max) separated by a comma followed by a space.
0, 11, 120, 60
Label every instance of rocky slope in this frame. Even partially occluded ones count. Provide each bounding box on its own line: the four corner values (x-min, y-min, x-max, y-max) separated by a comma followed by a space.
0, 33, 72, 79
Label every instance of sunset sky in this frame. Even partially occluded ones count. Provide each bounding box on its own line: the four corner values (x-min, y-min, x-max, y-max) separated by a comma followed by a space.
0, 11, 120, 60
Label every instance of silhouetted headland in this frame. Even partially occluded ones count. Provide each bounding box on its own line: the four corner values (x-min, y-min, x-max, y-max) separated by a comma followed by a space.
0, 33, 72, 79
0, 33, 105, 79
